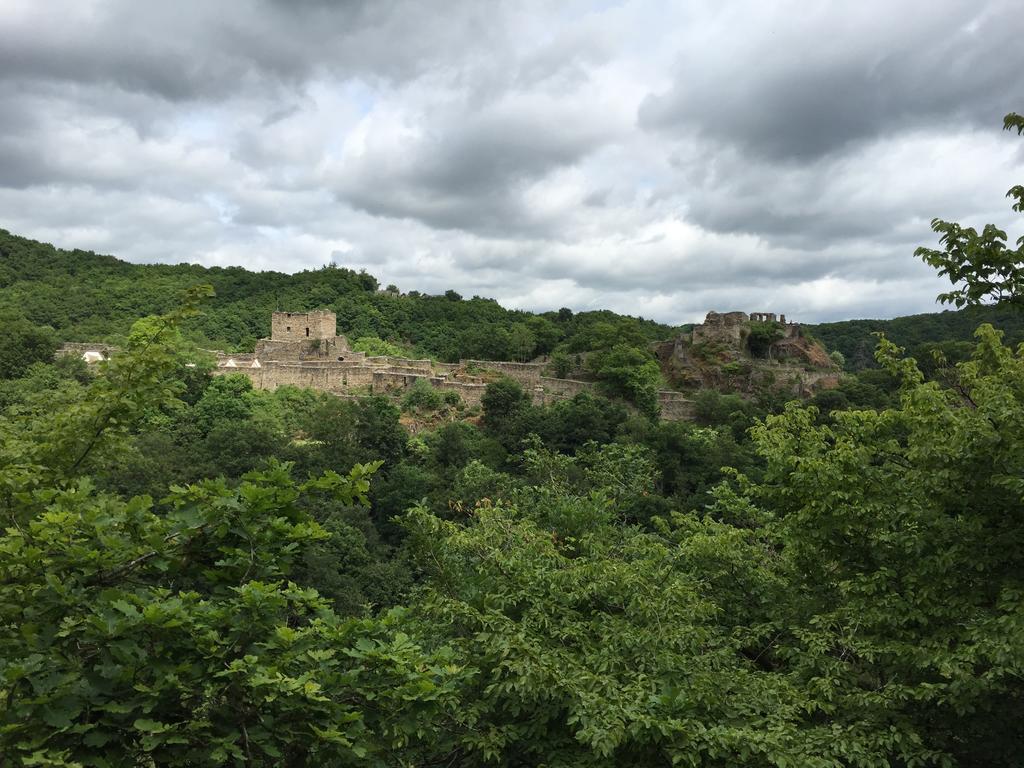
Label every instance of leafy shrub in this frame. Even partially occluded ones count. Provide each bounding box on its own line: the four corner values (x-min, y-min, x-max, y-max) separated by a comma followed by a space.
746, 320, 784, 358
352, 335, 407, 357
402, 378, 443, 412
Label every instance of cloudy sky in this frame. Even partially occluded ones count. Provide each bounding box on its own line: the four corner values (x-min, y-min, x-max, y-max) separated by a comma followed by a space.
1, 0, 1022, 323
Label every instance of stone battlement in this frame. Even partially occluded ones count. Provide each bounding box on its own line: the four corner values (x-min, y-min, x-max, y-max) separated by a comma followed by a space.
749, 311, 787, 324
692, 309, 799, 345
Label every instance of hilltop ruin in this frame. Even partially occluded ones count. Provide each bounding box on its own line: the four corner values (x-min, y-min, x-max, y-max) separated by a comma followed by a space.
58, 308, 840, 420
659, 310, 839, 395
204, 310, 696, 420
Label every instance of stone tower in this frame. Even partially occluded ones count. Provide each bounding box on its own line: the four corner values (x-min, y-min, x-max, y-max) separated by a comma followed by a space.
271, 310, 336, 343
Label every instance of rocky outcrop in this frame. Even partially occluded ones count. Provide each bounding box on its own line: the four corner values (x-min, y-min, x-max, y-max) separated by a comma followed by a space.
662, 310, 839, 396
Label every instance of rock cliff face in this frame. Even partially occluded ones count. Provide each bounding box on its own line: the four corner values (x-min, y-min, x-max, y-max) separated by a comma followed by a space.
658, 311, 839, 397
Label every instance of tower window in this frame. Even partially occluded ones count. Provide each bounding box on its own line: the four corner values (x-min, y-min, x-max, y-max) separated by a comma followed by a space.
306, 327, 310, 337
286, 326, 291, 331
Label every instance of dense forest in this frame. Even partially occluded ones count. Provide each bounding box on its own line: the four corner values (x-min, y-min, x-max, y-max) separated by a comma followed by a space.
809, 305, 1024, 371
1, 116, 1023, 766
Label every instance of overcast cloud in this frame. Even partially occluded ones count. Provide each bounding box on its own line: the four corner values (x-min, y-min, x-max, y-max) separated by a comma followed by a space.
1, 0, 1022, 323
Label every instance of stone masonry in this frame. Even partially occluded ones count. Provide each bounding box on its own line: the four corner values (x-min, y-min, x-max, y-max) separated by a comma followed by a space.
271, 310, 337, 343
209, 311, 696, 421
60, 308, 838, 421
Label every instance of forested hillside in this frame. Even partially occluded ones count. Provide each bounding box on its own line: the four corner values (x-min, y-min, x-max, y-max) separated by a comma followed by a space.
3, 276, 1023, 765
0, 229, 674, 362
7, 226, 1023, 376
808, 305, 1024, 370
2, 112, 1024, 767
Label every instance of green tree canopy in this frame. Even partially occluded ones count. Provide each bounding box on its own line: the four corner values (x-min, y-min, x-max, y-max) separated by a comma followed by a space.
916, 112, 1024, 309
0, 310, 58, 380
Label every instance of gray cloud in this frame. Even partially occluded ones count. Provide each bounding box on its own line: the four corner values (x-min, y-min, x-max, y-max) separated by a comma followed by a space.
0, 0, 1021, 324
0, 1, 499, 99
639, 0, 1024, 162
333, 100, 620, 236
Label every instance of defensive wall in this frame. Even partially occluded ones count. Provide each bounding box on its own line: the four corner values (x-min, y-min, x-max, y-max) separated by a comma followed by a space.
658, 391, 696, 421
534, 376, 590, 405
58, 308, 842, 422
460, 360, 545, 384
748, 365, 839, 397
60, 311, 701, 421
364, 356, 434, 373
211, 346, 695, 421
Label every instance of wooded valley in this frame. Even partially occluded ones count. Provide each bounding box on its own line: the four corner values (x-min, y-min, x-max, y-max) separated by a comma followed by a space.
1, 115, 1023, 768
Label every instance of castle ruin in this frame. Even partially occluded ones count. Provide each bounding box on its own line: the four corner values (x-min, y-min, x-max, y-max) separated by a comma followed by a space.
270, 309, 337, 342
60, 308, 839, 422
691, 310, 799, 345
57, 306, 845, 419
667, 310, 838, 397
208, 310, 697, 420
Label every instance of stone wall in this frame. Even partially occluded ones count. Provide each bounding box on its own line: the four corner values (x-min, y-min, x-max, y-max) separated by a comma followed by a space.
207, 311, 708, 422
746, 363, 840, 397
365, 370, 487, 407
364, 356, 433, 373
692, 311, 749, 345
371, 370, 426, 393
271, 310, 336, 342
217, 359, 377, 393
538, 376, 590, 399
217, 354, 257, 368
461, 359, 545, 385
436, 380, 486, 407
657, 391, 696, 421
254, 336, 351, 362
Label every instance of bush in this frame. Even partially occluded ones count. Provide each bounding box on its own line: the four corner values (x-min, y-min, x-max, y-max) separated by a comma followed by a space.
586, 344, 662, 417
746, 321, 784, 358
549, 351, 572, 378
352, 336, 407, 357
0, 311, 58, 380
402, 378, 443, 412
